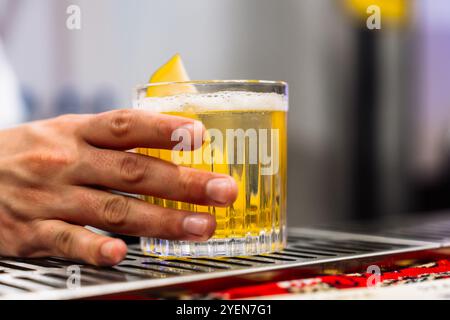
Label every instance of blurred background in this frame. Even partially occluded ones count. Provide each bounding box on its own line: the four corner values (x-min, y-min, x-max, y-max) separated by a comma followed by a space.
0, 0, 449, 227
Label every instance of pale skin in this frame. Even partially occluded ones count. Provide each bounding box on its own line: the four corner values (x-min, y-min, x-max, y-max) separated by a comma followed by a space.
0, 109, 238, 266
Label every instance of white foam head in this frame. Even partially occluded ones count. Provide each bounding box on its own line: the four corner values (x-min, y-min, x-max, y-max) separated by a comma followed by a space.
133, 91, 288, 112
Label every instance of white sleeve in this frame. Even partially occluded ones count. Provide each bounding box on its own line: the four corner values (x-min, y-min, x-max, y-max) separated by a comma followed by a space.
0, 40, 25, 129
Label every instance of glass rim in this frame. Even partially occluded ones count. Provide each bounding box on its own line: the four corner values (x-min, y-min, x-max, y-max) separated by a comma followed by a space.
135, 79, 288, 92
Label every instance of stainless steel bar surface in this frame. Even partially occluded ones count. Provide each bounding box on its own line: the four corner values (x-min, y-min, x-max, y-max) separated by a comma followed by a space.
0, 226, 441, 300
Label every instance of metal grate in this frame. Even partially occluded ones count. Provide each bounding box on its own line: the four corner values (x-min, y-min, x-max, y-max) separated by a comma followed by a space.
0, 228, 437, 300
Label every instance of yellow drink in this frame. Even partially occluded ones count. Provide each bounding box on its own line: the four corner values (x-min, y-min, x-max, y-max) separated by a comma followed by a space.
134, 83, 288, 257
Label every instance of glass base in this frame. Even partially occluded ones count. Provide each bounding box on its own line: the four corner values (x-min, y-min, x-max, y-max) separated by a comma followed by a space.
140, 229, 286, 257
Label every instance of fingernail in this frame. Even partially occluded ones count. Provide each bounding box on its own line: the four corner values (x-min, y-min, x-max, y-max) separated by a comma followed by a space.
177, 121, 204, 149
178, 123, 194, 133
100, 241, 117, 260
179, 121, 204, 135
183, 215, 210, 237
206, 177, 235, 204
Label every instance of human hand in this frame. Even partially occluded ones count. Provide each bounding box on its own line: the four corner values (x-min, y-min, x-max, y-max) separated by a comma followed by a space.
0, 110, 238, 266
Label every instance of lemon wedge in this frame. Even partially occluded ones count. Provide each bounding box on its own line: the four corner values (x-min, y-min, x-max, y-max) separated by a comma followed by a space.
146, 54, 196, 97
144, 54, 200, 166
145, 54, 223, 177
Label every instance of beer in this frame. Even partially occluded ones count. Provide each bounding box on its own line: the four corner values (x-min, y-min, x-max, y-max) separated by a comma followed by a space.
134, 82, 288, 257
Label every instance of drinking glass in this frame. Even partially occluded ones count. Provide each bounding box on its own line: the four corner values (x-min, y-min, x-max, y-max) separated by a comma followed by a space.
133, 80, 288, 257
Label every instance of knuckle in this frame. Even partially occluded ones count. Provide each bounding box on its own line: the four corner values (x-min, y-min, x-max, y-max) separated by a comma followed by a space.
24, 151, 76, 177
179, 170, 199, 197
45, 151, 74, 167
17, 187, 51, 208
147, 209, 189, 240
54, 229, 74, 255
154, 116, 172, 138
26, 149, 76, 167
51, 114, 84, 133
55, 114, 81, 124
157, 212, 172, 237
119, 155, 147, 184
10, 225, 40, 257
143, 210, 167, 239
12, 246, 31, 258
103, 196, 130, 227
109, 110, 136, 138
13, 241, 37, 258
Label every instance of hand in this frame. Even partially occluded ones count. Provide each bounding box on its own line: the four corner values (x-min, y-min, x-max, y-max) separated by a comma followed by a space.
0, 110, 238, 266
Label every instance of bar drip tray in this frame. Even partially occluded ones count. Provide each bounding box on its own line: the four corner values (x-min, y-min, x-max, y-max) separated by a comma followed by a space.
0, 222, 445, 299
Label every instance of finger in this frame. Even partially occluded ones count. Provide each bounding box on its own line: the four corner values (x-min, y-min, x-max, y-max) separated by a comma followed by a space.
80, 109, 205, 150
36, 220, 127, 266
55, 187, 217, 241
75, 148, 238, 207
